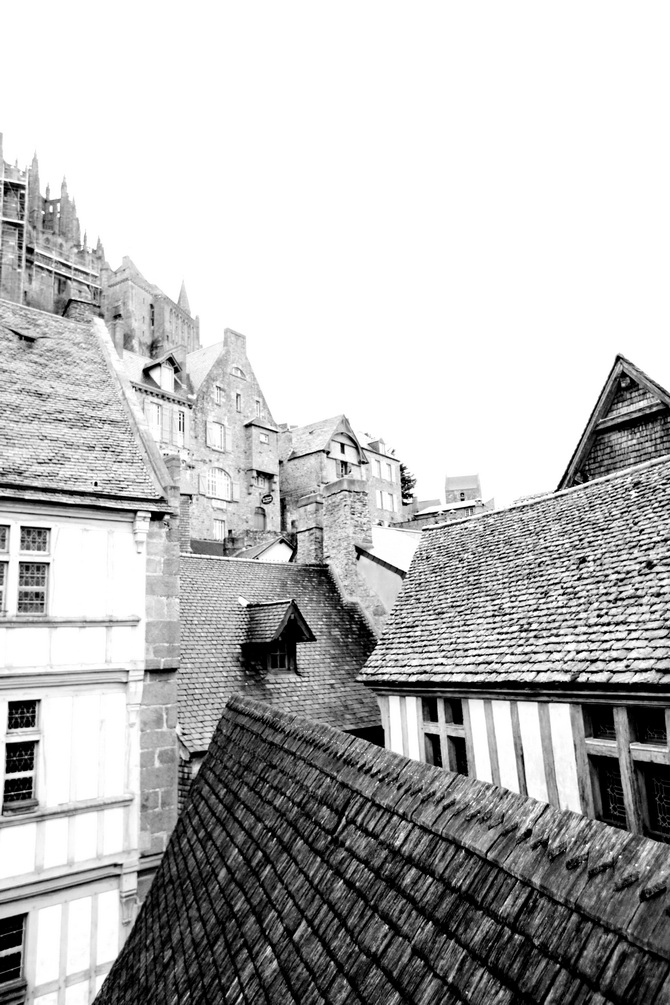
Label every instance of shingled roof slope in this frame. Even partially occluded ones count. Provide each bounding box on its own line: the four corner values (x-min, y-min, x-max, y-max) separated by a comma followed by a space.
96, 695, 670, 1005
180, 556, 379, 752
285, 414, 361, 458
0, 300, 166, 505
361, 455, 670, 688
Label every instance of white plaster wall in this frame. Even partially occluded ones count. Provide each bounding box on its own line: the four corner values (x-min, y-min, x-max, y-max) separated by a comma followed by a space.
491, 700, 519, 793
387, 695, 404, 755
0, 510, 145, 671
467, 699, 492, 782
517, 701, 548, 802
549, 703, 581, 812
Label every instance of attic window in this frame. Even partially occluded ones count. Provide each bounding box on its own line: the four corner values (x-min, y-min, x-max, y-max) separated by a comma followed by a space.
242, 599, 315, 675
231, 366, 246, 379
267, 641, 294, 672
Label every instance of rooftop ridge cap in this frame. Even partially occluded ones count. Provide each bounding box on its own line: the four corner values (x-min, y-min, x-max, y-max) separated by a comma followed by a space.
0, 298, 89, 327
180, 552, 326, 567
422, 452, 670, 533
224, 696, 670, 962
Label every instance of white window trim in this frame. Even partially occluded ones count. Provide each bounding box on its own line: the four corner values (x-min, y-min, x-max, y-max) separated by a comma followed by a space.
2, 699, 41, 815
0, 522, 52, 617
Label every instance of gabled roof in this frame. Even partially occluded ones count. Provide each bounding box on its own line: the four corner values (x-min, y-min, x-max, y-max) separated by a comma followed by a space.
95, 695, 670, 1005
122, 350, 190, 400
142, 350, 182, 374
361, 455, 670, 689
0, 300, 168, 508
245, 598, 315, 644
179, 556, 379, 752
235, 535, 295, 561
355, 525, 422, 575
285, 414, 367, 460
184, 342, 223, 391
558, 354, 670, 490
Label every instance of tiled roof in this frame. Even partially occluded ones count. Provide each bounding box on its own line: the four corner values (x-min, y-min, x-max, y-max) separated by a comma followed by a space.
286, 414, 346, 458
185, 342, 223, 391
361, 456, 670, 687
95, 695, 670, 1005
180, 556, 379, 752
246, 599, 314, 644
0, 300, 166, 505
235, 535, 295, 560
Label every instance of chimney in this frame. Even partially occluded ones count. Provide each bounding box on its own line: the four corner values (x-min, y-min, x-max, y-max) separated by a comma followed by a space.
322, 478, 372, 597
296, 492, 324, 563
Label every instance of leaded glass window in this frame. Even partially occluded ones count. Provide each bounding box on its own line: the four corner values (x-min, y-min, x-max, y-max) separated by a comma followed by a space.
17, 563, 48, 613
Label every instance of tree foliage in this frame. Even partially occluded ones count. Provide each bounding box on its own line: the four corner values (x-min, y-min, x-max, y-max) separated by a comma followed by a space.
400, 463, 417, 504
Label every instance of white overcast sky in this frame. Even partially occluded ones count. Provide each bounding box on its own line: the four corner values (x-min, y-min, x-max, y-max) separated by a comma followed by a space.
3, 2, 670, 505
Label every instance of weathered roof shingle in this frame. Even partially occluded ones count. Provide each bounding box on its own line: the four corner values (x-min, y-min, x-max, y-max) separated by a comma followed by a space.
95, 695, 670, 1005
180, 556, 379, 752
361, 456, 670, 688
0, 300, 166, 505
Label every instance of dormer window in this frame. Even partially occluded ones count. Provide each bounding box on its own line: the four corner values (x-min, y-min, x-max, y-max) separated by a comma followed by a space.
231, 366, 246, 379
241, 599, 315, 675
161, 364, 175, 393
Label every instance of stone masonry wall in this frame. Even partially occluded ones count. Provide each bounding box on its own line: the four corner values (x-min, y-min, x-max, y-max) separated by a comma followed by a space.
139, 457, 180, 887
280, 452, 324, 531
322, 479, 385, 634
296, 493, 324, 562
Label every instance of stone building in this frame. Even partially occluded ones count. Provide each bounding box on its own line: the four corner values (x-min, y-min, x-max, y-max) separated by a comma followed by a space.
279, 415, 402, 534
0, 300, 179, 1003
101, 257, 200, 357
0, 135, 106, 314
96, 695, 670, 1005
444, 472, 483, 504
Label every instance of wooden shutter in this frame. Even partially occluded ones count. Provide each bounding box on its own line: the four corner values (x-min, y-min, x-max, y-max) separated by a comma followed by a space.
199, 472, 208, 496
161, 406, 171, 442
206, 421, 215, 448
232, 481, 240, 502
226, 425, 232, 452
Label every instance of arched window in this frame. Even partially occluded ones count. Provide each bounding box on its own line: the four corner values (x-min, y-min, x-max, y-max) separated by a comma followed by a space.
254, 507, 267, 531
207, 467, 232, 500
231, 366, 246, 379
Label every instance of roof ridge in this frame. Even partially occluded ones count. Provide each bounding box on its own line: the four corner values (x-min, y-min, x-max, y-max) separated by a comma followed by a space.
180, 552, 326, 567
423, 451, 670, 533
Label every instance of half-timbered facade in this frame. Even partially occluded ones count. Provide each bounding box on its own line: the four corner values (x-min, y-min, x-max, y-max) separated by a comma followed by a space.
0, 301, 178, 1003
360, 455, 670, 844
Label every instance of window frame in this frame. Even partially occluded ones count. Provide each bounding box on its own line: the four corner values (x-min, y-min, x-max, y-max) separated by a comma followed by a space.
419, 697, 471, 775
207, 467, 232, 501
2, 700, 40, 815
214, 384, 224, 406
213, 518, 226, 542
581, 703, 670, 842
235, 393, 242, 413
0, 523, 52, 617
266, 641, 296, 673
0, 913, 26, 991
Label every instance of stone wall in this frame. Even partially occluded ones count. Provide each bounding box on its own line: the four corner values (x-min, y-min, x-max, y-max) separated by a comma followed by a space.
296, 493, 324, 562
280, 452, 324, 531
189, 329, 281, 543
138, 457, 180, 889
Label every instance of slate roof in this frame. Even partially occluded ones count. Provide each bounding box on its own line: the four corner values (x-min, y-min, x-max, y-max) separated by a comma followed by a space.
356, 526, 422, 574
180, 556, 379, 752
286, 414, 364, 459
361, 455, 670, 688
246, 599, 315, 644
185, 342, 223, 391
122, 350, 190, 399
0, 300, 167, 506
235, 535, 296, 560
96, 695, 670, 1005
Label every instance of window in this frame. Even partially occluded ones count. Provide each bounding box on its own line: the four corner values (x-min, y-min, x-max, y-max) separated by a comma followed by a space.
582, 704, 670, 842
207, 468, 232, 500
340, 443, 346, 454
214, 519, 226, 542
337, 461, 351, 478
147, 400, 161, 441
206, 421, 226, 452
386, 492, 395, 512
374, 459, 382, 478
3, 700, 39, 813
420, 697, 469, 775
0, 525, 51, 616
177, 410, 186, 446
255, 400, 261, 418
0, 914, 26, 987
235, 393, 242, 412
214, 385, 223, 406
376, 489, 383, 509
267, 641, 295, 672
254, 507, 267, 532
231, 366, 246, 379
386, 462, 393, 482
150, 304, 155, 329
259, 433, 270, 445
459, 492, 466, 501
254, 473, 269, 490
